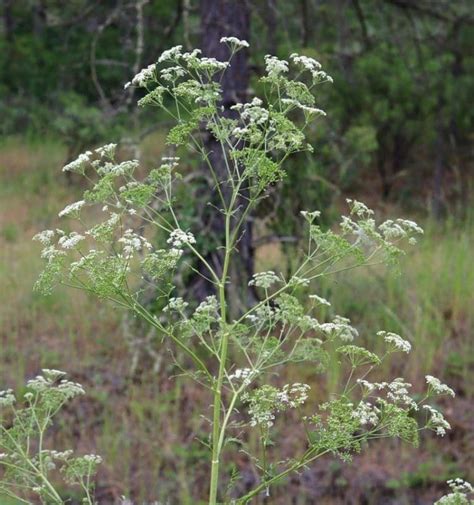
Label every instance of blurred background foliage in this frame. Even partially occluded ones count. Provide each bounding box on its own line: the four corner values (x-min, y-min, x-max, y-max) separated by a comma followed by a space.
0, 1, 473, 503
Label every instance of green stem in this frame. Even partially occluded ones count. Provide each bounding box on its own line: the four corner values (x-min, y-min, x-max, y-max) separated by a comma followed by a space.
208, 183, 236, 505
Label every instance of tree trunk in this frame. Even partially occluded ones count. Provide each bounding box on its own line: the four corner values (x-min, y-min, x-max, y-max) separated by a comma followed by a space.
432, 109, 446, 220
195, 0, 254, 313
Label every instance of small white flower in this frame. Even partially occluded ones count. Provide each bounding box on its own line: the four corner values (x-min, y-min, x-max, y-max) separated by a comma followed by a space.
264, 55, 289, 78
346, 199, 374, 217
58, 232, 85, 250
42, 369, 66, 379
119, 229, 152, 256
167, 229, 196, 248
220, 36, 250, 49
229, 368, 257, 386
83, 454, 103, 464
130, 63, 156, 87
425, 375, 455, 397
58, 200, 85, 218
62, 151, 92, 173
386, 378, 418, 410
249, 271, 280, 289
33, 229, 55, 245
319, 316, 358, 342
423, 405, 451, 436
95, 143, 117, 158
300, 210, 321, 223
0, 389, 15, 407
163, 297, 188, 313
309, 294, 331, 306
290, 54, 322, 72
158, 45, 183, 63
378, 331, 411, 353
352, 401, 380, 426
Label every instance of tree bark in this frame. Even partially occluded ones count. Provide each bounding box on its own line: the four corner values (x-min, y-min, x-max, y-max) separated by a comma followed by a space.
195, 0, 254, 313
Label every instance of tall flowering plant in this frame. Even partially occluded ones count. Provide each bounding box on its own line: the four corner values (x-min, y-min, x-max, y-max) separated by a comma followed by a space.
19, 38, 458, 504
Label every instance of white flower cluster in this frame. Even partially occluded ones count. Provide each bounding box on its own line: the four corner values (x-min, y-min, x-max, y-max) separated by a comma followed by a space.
233, 97, 269, 125
423, 405, 451, 436
300, 210, 321, 223
158, 45, 183, 63
27, 370, 85, 400
347, 198, 374, 218
289, 53, 333, 83
119, 229, 152, 256
0, 389, 15, 407
248, 405, 275, 428
282, 98, 326, 117
244, 383, 310, 428
42, 449, 74, 461
277, 383, 310, 408
377, 331, 411, 353
299, 104, 327, 117
167, 229, 196, 248
220, 36, 249, 49
426, 375, 456, 397
379, 219, 424, 241
43, 368, 66, 380
298, 315, 321, 332
309, 294, 331, 306
153, 44, 229, 79
94, 143, 117, 158
248, 270, 280, 289
58, 231, 85, 250
264, 55, 289, 78
435, 479, 474, 504
62, 151, 92, 173
290, 54, 321, 72
229, 368, 252, 381
447, 479, 473, 494
319, 315, 359, 341
357, 377, 418, 411
160, 65, 186, 81
163, 297, 189, 313
386, 378, 418, 410
357, 378, 386, 393
83, 454, 103, 464
198, 57, 229, 72
98, 159, 139, 177
33, 229, 55, 245
125, 63, 156, 88
351, 401, 380, 426
58, 199, 85, 218
40, 243, 66, 262
162, 156, 180, 166
194, 295, 219, 316
229, 368, 257, 386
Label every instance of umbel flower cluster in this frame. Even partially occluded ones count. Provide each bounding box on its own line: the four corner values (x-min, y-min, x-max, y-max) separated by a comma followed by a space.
435, 479, 474, 504
0, 370, 101, 504
20, 37, 459, 505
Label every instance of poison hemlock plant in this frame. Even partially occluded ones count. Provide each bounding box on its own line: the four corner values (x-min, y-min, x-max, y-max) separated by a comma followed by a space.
23, 38, 458, 504
0, 370, 101, 504
435, 479, 474, 505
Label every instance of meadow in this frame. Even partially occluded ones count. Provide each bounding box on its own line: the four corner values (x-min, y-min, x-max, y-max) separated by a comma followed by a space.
0, 135, 472, 504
